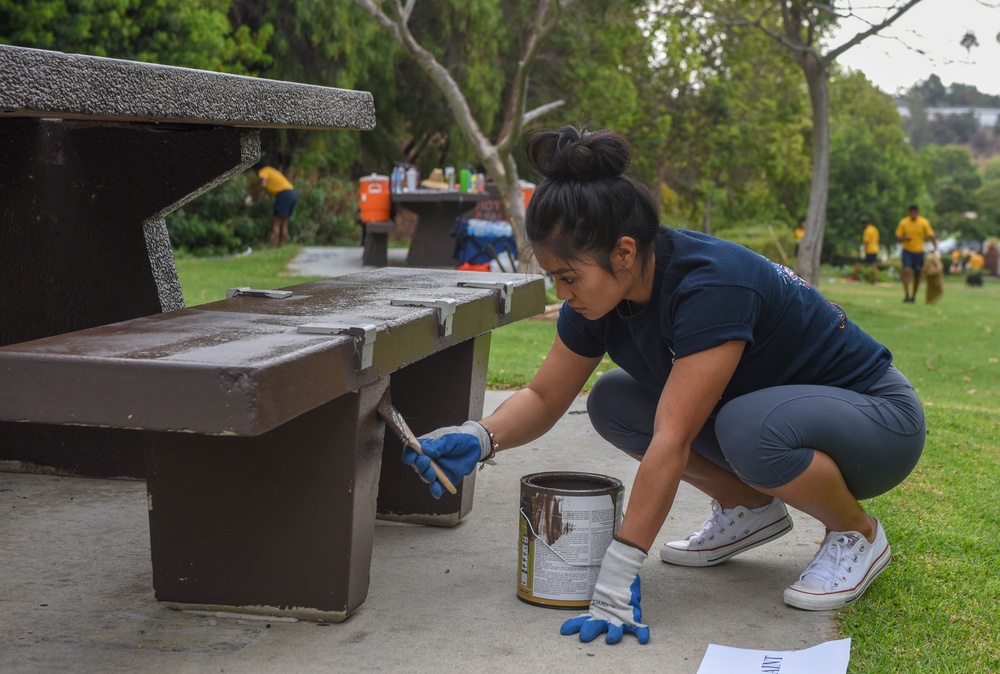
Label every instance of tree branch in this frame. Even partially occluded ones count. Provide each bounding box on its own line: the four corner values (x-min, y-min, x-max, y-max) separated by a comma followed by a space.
355, 0, 495, 162
824, 0, 925, 63
497, 0, 561, 155
681, 5, 816, 56
354, 0, 403, 42
522, 99, 566, 126
401, 0, 415, 22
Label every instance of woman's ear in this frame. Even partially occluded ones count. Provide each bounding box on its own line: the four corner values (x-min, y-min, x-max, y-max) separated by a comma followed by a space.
615, 236, 638, 269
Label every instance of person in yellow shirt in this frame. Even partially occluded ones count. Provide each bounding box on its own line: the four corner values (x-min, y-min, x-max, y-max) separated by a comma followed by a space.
851, 219, 880, 284
966, 250, 986, 287
247, 161, 298, 247
951, 248, 962, 273
895, 205, 937, 303
793, 218, 805, 257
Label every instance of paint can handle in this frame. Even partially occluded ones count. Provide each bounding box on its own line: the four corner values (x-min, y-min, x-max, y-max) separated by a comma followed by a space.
519, 508, 603, 568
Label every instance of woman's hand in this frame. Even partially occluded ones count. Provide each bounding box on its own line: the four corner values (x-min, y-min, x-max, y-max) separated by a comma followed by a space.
402, 421, 491, 498
560, 539, 650, 645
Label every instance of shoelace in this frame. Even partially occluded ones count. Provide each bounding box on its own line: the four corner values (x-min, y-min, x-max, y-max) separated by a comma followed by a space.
799, 533, 864, 589
685, 500, 736, 543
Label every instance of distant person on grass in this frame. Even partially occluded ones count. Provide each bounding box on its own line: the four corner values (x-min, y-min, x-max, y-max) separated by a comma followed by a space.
793, 218, 805, 257
896, 205, 937, 303
967, 250, 985, 287
402, 126, 927, 645
246, 161, 298, 247
851, 219, 880, 284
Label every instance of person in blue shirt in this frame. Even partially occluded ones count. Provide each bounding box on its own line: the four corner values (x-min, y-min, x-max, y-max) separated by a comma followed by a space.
404, 127, 925, 645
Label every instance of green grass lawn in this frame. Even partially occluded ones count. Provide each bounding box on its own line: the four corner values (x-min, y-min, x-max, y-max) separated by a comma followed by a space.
174, 246, 323, 306
177, 250, 999, 671
822, 276, 999, 673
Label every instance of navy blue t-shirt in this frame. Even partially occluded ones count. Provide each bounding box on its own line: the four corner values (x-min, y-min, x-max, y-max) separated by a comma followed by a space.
558, 229, 892, 405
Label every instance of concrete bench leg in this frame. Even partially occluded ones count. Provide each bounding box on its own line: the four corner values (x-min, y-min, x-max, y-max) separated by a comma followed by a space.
143, 378, 387, 623
362, 221, 393, 267
376, 334, 491, 526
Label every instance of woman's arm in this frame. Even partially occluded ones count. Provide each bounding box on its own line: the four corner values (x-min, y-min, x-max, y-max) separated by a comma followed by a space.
405, 332, 599, 498
482, 333, 602, 453
615, 340, 746, 552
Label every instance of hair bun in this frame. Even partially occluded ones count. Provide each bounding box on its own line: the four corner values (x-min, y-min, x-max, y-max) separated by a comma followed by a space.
526, 126, 631, 181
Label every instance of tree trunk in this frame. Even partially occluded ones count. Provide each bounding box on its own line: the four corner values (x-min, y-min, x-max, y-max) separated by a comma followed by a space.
729, 0, 927, 286
353, 0, 562, 269
495, 164, 530, 269
794, 53, 830, 287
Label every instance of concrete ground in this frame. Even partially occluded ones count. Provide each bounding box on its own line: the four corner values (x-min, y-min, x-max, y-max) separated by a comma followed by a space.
285, 245, 411, 277
0, 247, 840, 673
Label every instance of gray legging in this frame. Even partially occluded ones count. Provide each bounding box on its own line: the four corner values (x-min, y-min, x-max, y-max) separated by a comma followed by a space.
586, 365, 925, 500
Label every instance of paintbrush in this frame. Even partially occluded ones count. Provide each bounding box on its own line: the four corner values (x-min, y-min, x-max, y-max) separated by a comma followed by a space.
377, 389, 458, 495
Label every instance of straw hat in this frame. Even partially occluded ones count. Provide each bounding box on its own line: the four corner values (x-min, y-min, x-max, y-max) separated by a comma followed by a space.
421, 167, 449, 190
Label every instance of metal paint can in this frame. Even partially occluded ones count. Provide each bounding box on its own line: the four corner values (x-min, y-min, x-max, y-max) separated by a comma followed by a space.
517, 471, 624, 609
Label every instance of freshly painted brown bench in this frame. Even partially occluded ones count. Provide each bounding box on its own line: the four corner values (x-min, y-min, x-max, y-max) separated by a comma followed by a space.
0, 267, 544, 621
0, 45, 546, 622
0, 43, 376, 475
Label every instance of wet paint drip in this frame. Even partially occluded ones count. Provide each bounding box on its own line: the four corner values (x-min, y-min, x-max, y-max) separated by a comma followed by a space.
517, 472, 624, 609
526, 489, 572, 547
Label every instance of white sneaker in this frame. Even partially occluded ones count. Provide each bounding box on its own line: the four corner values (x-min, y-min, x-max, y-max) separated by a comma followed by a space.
783, 517, 891, 611
660, 499, 793, 567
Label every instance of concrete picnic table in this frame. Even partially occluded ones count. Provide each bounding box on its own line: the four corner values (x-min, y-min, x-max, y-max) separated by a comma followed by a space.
0, 43, 375, 474
0, 44, 548, 622
391, 187, 506, 268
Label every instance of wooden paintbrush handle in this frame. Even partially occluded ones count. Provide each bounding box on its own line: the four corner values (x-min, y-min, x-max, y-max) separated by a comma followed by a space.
377, 393, 458, 496
406, 440, 458, 495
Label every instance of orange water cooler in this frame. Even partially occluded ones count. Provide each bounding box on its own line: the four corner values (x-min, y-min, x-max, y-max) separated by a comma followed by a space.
520, 180, 536, 209
359, 173, 391, 221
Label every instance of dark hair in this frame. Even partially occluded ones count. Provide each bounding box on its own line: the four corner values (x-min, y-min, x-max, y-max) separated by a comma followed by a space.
908, 204, 919, 211
524, 126, 660, 275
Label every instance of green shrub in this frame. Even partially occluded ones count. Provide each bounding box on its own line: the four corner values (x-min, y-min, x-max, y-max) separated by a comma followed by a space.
704, 221, 798, 265
166, 172, 362, 255
167, 177, 257, 255
291, 175, 363, 246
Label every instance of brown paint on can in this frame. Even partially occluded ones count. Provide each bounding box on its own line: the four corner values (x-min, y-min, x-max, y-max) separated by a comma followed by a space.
517, 472, 624, 609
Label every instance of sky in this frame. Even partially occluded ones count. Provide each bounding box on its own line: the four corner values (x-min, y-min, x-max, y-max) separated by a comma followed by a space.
826, 0, 1000, 98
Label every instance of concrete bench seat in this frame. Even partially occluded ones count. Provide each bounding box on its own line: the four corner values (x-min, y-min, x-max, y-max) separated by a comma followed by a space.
0, 267, 544, 622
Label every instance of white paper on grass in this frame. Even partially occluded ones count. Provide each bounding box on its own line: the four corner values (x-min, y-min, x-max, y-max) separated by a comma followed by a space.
696, 638, 851, 674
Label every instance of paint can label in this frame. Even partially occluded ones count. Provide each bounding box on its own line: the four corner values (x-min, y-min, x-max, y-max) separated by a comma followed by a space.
517, 472, 623, 609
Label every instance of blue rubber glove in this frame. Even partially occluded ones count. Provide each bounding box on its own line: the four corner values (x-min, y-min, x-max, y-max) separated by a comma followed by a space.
401, 421, 491, 499
560, 539, 650, 645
